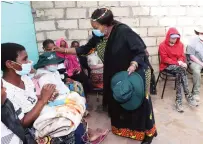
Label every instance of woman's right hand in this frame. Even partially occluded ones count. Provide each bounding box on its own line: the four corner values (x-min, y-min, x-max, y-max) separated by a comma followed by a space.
52, 46, 65, 53
40, 84, 56, 104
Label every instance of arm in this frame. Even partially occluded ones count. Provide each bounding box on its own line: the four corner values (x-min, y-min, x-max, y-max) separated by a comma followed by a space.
190, 55, 203, 67
178, 44, 186, 62
21, 84, 56, 127
126, 28, 146, 66
55, 33, 100, 56
21, 100, 46, 127
159, 45, 178, 65
186, 45, 203, 66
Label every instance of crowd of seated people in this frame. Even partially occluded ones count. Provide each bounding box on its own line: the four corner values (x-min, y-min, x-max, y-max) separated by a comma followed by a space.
1, 43, 109, 144
1, 26, 202, 143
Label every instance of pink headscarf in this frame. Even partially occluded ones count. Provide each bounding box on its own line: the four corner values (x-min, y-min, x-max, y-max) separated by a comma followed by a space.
55, 38, 81, 77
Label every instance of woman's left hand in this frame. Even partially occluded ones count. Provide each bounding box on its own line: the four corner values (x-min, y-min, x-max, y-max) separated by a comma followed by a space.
127, 65, 136, 75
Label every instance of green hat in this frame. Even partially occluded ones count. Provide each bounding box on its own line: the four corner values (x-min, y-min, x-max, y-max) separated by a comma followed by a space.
111, 71, 144, 110
34, 52, 64, 69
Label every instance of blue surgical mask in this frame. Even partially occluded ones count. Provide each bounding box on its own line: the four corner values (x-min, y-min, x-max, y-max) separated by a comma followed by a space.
46, 65, 58, 72
92, 29, 104, 37
13, 62, 32, 76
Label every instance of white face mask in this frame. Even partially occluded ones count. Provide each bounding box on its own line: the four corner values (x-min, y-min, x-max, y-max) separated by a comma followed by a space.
199, 35, 203, 41
12, 62, 32, 76
46, 65, 58, 72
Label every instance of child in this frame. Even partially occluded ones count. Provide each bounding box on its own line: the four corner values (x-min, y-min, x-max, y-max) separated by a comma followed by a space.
87, 51, 104, 89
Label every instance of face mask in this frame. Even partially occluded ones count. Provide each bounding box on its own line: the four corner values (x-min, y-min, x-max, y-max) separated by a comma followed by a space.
199, 35, 203, 41
92, 29, 104, 37
46, 65, 58, 72
13, 62, 32, 76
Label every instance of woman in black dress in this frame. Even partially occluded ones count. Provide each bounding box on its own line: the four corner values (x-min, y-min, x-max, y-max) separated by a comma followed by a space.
52, 8, 157, 144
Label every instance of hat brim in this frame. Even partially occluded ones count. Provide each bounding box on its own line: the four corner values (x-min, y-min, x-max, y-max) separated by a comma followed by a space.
170, 34, 180, 39
111, 71, 144, 111
34, 57, 64, 69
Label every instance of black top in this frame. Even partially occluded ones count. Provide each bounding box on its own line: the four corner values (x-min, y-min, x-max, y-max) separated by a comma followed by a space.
76, 21, 148, 108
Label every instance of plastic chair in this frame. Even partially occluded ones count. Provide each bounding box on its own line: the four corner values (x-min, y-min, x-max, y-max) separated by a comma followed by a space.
155, 53, 177, 99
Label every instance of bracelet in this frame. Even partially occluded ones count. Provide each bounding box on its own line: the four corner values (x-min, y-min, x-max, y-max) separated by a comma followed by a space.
130, 61, 138, 68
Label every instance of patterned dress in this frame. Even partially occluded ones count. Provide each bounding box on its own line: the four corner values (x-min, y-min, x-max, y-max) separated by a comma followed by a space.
95, 39, 157, 141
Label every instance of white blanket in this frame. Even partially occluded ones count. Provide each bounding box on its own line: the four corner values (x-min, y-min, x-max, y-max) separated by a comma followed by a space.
33, 92, 86, 138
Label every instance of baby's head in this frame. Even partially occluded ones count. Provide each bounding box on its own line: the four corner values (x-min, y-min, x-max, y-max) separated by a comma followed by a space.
34, 52, 64, 72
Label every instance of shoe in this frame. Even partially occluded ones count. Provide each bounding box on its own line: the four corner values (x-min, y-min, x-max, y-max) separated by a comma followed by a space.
186, 94, 198, 107
141, 136, 153, 144
175, 100, 184, 113
193, 95, 200, 102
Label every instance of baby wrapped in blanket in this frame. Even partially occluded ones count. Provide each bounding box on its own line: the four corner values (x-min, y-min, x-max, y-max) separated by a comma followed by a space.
33, 92, 86, 138
33, 52, 86, 138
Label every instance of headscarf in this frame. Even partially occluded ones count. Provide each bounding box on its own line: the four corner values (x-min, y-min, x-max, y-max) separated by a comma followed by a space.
55, 38, 81, 77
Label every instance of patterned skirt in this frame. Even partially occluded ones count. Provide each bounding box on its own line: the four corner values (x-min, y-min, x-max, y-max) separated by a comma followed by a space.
90, 69, 103, 89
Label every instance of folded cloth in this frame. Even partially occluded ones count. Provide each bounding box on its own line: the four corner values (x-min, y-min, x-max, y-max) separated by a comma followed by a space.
33, 92, 86, 138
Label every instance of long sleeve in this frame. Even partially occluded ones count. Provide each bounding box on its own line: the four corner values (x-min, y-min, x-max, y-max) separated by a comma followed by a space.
159, 45, 178, 65
177, 44, 186, 62
125, 28, 146, 66
76, 32, 101, 56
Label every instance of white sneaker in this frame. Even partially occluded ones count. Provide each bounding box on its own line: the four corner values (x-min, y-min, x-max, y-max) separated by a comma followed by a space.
193, 95, 200, 102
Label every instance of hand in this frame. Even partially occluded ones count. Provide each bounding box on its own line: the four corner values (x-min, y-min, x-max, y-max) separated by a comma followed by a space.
178, 61, 187, 68
52, 46, 66, 53
181, 62, 187, 68
40, 84, 56, 104
127, 65, 136, 75
178, 61, 183, 66
49, 90, 59, 101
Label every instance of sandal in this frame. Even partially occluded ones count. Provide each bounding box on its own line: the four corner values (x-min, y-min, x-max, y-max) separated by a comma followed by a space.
91, 129, 109, 144
82, 129, 109, 144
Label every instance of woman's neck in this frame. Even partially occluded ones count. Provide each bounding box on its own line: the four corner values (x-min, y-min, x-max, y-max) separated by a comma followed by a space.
104, 25, 114, 39
3, 71, 22, 87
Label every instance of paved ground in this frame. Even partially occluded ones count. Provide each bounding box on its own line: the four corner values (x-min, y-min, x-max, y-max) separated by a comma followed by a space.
85, 77, 203, 144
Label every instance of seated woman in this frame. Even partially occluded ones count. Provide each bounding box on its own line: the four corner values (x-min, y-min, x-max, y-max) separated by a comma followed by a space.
159, 28, 197, 113
1, 43, 108, 143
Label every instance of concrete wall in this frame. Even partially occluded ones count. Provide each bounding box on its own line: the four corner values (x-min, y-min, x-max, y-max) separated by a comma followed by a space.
1, 1, 39, 63
31, 1, 203, 72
